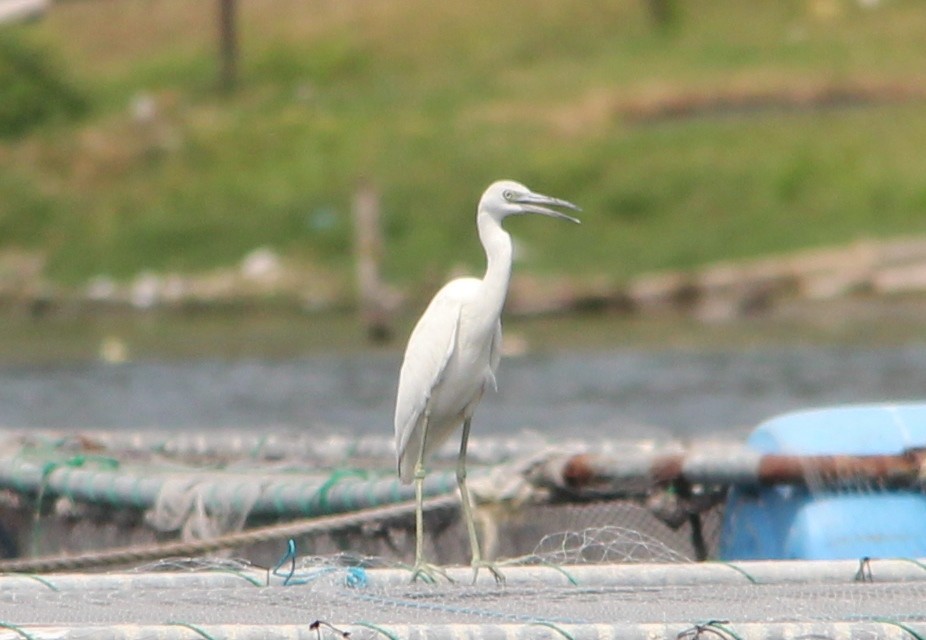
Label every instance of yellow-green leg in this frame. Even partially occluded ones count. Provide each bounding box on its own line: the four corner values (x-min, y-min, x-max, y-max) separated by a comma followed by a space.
458, 417, 504, 584
409, 414, 451, 584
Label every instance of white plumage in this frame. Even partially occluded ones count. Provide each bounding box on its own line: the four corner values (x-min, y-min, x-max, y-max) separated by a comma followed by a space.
395, 277, 502, 483
393, 179, 580, 582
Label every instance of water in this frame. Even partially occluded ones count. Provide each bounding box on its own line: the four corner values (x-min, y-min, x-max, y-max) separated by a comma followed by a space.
3, 344, 926, 441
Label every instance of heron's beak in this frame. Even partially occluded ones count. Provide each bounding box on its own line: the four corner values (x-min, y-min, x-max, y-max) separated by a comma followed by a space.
517, 191, 582, 224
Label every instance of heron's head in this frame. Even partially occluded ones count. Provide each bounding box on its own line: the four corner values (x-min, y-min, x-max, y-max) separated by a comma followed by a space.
479, 180, 581, 224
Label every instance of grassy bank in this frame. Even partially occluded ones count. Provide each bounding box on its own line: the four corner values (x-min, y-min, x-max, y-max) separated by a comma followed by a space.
2, 0, 926, 294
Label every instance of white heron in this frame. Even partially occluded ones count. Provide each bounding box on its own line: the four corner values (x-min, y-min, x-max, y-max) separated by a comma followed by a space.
394, 180, 580, 582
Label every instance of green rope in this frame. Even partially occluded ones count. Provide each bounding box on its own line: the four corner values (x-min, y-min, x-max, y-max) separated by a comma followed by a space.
896, 557, 926, 574
66, 455, 120, 471
270, 480, 289, 515
2, 573, 59, 592
167, 622, 218, 640
677, 620, 744, 640
29, 454, 120, 556
105, 467, 121, 506
505, 560, 578, 586
704, 620, 745, 640
35, 460, 59, 508
249, 434, 269, 459
714, 561, 759, 584
130, 475, 147, 509
30, 460, 62, 557
531, 621, 576, 640
36, 455, 120, 504
366, 473, 379, 507
352, 621, 400, 640
875, 618, 926, 640
309, 621, 351, 638
214, 566, 264, 587
338, 478, 356, 512
0, 621, 37, 640
315, 469, 368, 514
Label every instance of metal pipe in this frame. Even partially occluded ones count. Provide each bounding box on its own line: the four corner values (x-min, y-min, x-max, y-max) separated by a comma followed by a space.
0, 621, 921, 640
542, 447, 926, 497
362, 556, 926, 587
2, 556, 926, 592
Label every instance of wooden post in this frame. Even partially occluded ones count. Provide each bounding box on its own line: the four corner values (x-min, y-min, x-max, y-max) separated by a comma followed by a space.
352, 181, 393, 342
218, 0, 238, 92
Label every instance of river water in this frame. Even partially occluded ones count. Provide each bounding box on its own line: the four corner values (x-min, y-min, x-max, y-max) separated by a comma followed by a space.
2, 333, 926, 442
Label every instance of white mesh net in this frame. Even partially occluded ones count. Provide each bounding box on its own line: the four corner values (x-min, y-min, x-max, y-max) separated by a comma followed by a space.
1, 429, 925, 639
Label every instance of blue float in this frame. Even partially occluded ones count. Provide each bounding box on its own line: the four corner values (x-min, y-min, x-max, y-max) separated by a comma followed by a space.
719, 403, 926, 560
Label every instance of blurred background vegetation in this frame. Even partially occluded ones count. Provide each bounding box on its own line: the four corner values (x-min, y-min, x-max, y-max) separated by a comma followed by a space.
1, 0, 926, 297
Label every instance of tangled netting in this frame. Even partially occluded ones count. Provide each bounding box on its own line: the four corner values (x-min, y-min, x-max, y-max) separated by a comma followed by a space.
3, 428, 926, 637
521, 525, 691, 565
3, 530, 926, 640
276, 524, 691, 583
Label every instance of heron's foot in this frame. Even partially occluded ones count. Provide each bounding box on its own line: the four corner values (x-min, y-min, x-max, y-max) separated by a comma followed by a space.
407, 561, 453, 585
471, 559, 505, 585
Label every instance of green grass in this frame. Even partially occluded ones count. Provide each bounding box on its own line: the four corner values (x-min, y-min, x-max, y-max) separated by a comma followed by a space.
3, 0, 926, 291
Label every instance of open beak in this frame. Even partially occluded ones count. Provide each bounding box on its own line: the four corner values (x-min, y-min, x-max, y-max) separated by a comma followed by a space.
516, 191, 582, 224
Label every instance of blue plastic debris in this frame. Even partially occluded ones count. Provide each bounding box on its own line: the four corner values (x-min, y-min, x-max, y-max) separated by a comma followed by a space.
720, 403, 926, 560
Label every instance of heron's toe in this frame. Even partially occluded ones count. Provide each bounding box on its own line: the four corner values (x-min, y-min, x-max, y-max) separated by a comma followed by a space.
408, 561, 452, 584
471, 560, 505, 585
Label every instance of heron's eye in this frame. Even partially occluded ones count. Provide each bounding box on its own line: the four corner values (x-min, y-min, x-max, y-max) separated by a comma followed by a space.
503, 190, 513, 201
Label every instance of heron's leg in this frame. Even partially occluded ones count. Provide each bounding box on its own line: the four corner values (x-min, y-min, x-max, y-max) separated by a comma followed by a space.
409, 413, 450, 584
413, 455, 426, 566
457, 417, 504, 584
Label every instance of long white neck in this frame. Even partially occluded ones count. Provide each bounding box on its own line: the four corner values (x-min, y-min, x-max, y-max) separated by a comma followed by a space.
476, 211, 513, 320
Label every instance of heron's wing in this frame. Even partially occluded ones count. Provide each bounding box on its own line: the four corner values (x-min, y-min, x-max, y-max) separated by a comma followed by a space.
486, 319, 502, 392
394, 282, 471, 466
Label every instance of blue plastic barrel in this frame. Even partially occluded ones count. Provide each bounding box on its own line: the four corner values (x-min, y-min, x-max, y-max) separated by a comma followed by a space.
719, 403, 926, 560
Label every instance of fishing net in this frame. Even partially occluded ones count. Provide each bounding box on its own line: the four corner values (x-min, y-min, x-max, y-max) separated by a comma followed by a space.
0, 429, 721, 567
2, 549, 926, 639
0, 428, 924, 639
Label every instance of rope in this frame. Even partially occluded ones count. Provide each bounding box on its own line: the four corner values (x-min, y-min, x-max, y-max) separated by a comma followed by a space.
309, 621, 350, 638
351, 621, 400, 640
896, 557, 926, 574
0, 494, 458, 574
167, 622, 218, 640
676, 620, 744, 640
530, 622, 576, 640
875, 618, 926, 640
0, 621, 36, 640
4, 573, 59, 592
715, 562, 759, 584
